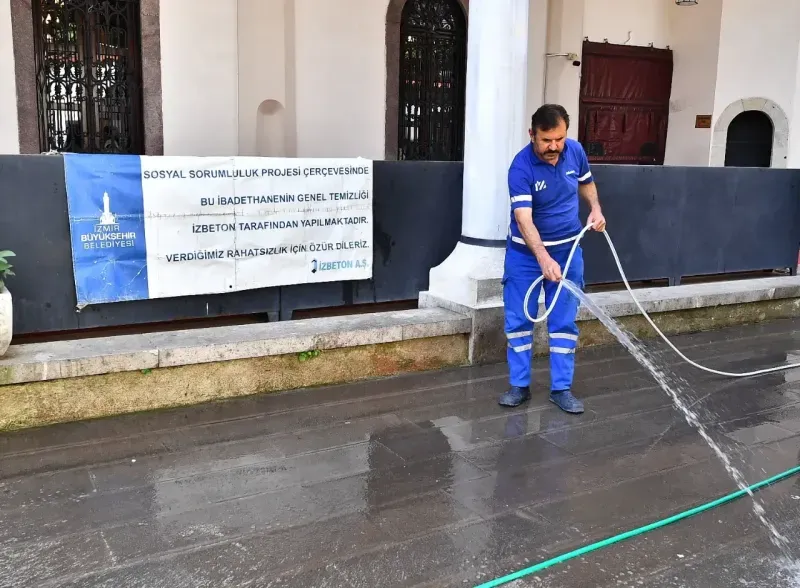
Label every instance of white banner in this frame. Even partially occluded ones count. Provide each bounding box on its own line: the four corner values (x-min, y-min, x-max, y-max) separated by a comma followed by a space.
64, 154, 373, 305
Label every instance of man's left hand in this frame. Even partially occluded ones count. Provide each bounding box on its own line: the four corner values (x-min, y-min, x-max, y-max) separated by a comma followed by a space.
588, 208, 606, 232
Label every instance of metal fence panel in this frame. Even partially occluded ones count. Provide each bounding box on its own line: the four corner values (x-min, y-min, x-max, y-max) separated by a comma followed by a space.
0, 155, 797, 336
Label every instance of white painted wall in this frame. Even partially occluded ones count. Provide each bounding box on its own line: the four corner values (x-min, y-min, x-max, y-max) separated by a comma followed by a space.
157, 0, 703, 160
0, 1, 20, 154
160, 0, 239, 156
237, 0, 291, 157
712, 0, 800, 168
544, 0, 584, 139
526, 0, 549, 120
664, 0, 722, 166
148, 0, 800, 167
155, 0, 545, 159
583, 0, 670, 48
11, 0, 797, 167
293, 0, 386, 159
236, 0, 554, 159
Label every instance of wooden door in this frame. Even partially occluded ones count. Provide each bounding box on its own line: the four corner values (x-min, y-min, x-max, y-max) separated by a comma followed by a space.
578, 41, 673, 165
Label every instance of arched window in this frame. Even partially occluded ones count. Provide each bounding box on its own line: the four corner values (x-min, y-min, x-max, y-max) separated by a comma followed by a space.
397, 0, 467, 161
32, 0, 144, 154
724, 110, 774, 168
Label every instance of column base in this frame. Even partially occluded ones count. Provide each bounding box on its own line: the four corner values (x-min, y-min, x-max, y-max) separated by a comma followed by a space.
426, 241, 505, 307
420, 241, 507, 364
421, 240, 551, 365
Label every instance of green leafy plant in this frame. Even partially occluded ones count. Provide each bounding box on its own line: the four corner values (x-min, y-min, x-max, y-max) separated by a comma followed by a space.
298, 349, 321, 362
0, 250, 15, 290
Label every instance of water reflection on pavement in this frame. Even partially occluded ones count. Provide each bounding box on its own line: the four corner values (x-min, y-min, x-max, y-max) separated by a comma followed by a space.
1, 319, 799, 587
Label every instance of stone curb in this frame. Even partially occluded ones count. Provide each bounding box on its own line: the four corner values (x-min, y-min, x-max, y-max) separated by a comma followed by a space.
0, 308, 471, 386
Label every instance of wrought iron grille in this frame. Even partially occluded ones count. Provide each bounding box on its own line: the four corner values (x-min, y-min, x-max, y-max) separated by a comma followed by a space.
32, 0, 144, 154
398, 0, 467, 161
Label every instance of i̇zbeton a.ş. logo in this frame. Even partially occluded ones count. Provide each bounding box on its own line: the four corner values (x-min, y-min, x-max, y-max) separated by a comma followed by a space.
310, 258, 365, 272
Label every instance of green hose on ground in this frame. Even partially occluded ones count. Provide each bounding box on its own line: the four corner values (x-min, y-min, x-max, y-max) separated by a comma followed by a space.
475, 464, 800, 588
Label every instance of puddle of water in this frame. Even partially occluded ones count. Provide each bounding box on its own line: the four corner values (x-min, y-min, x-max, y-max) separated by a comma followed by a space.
777, 556, 800, 585
561, 280, 794, 559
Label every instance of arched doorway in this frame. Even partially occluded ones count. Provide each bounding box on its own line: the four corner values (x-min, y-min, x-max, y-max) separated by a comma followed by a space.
724, 110, 774, 167
397, 0, 467, 161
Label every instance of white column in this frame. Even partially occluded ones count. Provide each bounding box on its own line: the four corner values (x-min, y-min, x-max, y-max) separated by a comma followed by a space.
425, 0, 530, 308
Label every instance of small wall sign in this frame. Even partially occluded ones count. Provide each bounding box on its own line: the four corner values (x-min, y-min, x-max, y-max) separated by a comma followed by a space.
695, 115, 712, 129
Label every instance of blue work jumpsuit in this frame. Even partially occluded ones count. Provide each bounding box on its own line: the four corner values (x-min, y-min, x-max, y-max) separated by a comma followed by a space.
504, 138, 594, 392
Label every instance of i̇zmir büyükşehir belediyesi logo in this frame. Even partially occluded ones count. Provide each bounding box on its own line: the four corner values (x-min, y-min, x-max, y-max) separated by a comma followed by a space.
99, 191, 116, 225
79, 191, 138, 250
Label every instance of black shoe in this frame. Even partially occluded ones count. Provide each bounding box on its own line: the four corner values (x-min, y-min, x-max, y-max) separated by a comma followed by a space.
550, 389, 584, 414
498, 386, 531, 407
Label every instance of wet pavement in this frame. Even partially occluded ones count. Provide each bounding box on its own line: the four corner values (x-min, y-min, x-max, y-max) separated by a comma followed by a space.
1, 319, 800, 587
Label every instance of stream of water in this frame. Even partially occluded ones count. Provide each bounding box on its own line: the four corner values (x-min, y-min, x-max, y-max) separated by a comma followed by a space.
560, 279, 794, 558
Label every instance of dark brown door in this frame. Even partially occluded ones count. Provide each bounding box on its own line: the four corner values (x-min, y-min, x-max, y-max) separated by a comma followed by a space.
578, 41, 673, 165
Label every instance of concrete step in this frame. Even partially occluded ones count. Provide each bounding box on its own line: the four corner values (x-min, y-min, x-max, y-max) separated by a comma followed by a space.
420, 274, 800, 363
0, 308, 470, 386
0, 308, 470, 432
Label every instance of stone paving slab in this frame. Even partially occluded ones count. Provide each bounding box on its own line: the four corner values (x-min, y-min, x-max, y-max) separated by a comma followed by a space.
1, 319, 800, 587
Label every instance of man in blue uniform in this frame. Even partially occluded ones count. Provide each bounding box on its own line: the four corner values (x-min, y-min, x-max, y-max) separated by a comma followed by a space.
498, 104, 606, 413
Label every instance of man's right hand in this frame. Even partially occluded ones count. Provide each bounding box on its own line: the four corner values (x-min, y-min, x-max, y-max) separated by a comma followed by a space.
537, 252, 562, 282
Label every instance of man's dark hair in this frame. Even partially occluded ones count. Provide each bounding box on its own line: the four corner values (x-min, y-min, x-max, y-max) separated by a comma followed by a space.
531, 104, 570, 133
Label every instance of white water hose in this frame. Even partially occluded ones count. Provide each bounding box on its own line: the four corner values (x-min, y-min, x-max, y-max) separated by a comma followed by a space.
523, 222, 800, 378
